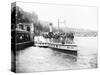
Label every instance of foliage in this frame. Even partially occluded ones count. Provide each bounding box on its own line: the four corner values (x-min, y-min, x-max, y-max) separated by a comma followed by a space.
11, 6, 38, 24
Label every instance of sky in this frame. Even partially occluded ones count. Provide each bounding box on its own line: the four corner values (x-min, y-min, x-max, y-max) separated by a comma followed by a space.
16, 2, 98, 31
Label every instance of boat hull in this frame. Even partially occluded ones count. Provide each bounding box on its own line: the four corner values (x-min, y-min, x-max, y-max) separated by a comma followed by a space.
50, 47, 77, 56
35, 42, 78, 56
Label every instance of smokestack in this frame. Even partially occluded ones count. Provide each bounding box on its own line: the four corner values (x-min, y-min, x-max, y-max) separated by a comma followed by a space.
49, 23, 52, 32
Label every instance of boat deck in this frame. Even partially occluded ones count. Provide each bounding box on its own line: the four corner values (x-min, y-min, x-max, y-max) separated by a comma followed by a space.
35, 42, 78, 51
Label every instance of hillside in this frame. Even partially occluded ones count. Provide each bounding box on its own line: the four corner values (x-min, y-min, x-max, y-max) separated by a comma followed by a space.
35, 20, 97, 37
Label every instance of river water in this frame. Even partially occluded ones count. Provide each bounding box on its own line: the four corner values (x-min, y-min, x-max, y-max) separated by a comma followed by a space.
16, 37, 98, 73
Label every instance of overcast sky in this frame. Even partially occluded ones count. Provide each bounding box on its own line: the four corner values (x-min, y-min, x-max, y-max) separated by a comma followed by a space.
17, 2, 98, 31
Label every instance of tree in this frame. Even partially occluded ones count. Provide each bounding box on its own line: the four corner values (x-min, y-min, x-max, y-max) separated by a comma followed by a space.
11, 6, 38, 24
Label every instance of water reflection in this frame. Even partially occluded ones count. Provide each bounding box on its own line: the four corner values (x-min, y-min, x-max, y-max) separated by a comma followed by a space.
52, 50, 77, 62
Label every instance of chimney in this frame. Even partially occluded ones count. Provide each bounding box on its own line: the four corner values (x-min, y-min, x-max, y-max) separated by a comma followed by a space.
49, 23, 52, 32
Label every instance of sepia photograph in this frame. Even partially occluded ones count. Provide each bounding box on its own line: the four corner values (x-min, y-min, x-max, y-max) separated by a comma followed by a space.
11, 2, 98, 73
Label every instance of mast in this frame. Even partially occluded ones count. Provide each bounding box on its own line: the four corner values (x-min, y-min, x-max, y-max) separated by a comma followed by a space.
58, 19, 60, 33
58, 19, 66, 32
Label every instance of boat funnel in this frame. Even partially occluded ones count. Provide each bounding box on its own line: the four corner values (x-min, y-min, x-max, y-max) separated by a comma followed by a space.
49, 23, 52, 32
